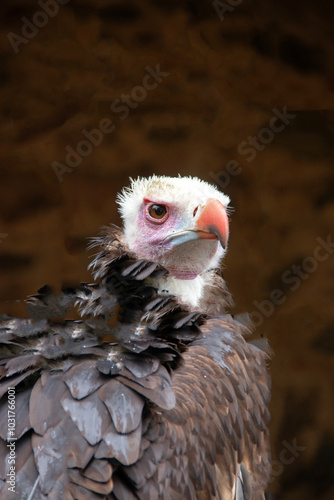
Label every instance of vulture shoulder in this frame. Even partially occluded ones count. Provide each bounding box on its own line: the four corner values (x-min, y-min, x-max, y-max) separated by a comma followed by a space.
0, 226, 271, 500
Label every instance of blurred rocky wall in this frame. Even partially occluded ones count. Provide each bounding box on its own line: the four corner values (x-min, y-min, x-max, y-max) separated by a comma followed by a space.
0, 1, 334, 498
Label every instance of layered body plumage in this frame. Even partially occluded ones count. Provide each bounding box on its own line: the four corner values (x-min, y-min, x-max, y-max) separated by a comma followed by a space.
0, 176, 271, 499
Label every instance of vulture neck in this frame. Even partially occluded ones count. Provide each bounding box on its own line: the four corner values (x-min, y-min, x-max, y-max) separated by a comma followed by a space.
149, 274, 206, 308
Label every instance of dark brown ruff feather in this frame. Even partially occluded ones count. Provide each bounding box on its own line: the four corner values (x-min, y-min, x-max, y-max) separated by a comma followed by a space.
0, 225, 271, 499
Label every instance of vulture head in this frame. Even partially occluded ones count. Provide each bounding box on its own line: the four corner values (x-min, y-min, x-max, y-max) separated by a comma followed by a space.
118, 175, 230, 307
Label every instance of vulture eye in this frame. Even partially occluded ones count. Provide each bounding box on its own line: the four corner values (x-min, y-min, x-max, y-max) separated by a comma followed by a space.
148, 204, 168, 221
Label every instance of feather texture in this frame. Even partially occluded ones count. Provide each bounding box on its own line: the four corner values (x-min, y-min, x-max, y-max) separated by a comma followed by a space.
0, 225, 271, 499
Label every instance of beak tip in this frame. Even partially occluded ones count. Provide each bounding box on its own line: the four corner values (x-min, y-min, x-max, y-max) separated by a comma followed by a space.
196, 199, 229, 250
218, 234, 228, 250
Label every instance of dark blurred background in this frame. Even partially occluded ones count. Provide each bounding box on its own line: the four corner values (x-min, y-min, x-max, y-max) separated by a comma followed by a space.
0, 1, 334, 498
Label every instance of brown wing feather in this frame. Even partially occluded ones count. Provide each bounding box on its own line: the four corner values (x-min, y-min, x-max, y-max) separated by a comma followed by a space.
126, 320, 270, 500
0, 225, 271, 499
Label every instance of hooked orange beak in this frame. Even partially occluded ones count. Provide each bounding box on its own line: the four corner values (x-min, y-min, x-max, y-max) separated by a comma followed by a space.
163, 198, 229, 250
195, 198, 229, 249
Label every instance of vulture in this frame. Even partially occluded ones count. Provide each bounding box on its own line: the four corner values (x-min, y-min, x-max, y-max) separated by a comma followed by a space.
0, 175, 271, 500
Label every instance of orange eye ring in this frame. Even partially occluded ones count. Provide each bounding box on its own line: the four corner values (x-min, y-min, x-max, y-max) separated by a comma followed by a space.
147, 204, 168, 221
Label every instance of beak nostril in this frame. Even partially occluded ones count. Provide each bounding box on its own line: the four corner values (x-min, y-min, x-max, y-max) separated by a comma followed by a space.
193, 206, 198, 217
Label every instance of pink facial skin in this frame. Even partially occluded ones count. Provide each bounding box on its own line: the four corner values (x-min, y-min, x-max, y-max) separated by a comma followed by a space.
132, 198, 221, 279
133, 198, 180, 260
